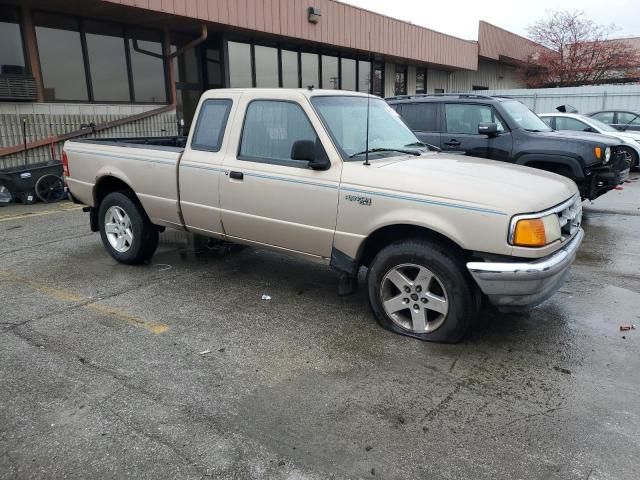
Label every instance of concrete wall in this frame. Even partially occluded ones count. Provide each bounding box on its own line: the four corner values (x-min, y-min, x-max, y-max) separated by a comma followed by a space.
0, 103, 177, 169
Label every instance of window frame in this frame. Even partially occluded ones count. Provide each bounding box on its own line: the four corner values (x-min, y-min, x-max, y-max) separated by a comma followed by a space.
33, 10, 168, 104
0, 5, 29, 76
222, 35, 375, 93
555, 116, 591, 132
415, 68, 426, 95
237, 99, 324, 169
190, 98, 233, 153
443, 103, 508, 135
399, 102, 439, 133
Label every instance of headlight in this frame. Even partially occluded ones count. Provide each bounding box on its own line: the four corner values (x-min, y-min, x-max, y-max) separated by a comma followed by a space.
605, 146, 611, 163
510, 214, 561, 247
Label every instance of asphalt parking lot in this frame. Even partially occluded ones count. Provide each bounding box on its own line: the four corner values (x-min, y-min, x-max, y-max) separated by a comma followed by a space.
1, 180, 639, 480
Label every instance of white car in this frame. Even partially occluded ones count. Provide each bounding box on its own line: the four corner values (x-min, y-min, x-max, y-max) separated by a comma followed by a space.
540, 112, 640, 169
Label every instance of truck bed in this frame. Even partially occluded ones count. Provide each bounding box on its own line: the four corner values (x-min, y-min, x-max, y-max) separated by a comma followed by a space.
64, 137, 185, 229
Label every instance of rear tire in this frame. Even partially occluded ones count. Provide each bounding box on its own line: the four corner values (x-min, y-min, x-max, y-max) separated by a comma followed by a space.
98, 191, 159, 264
366, 239, 476, 343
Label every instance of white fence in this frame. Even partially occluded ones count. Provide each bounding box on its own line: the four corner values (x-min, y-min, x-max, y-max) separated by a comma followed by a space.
476, 84, 640, 114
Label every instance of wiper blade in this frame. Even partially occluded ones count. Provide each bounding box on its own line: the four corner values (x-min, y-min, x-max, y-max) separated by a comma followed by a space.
349, 147, 421, 158
405, 141, 441, 152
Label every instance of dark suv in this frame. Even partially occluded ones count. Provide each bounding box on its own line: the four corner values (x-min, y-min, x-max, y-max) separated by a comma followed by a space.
386, 94, 630, 200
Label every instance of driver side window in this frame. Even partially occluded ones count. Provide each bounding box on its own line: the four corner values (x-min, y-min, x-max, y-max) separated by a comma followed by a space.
445, 104, 504, 135
239, 100, 318, 166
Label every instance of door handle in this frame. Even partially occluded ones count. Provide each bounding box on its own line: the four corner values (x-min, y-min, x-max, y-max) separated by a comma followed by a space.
229, 171, 243, 180
443, 140, 461, 147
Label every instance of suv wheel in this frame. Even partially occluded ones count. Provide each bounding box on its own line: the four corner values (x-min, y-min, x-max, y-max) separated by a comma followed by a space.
367, 239, 476, 343
98, 191, 159, 264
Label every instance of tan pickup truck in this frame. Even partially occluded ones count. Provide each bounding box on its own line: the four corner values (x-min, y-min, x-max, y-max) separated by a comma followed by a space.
64, 88, 583, 342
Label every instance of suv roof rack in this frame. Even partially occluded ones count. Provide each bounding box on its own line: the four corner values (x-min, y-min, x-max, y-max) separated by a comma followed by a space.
385, 93, 495, 101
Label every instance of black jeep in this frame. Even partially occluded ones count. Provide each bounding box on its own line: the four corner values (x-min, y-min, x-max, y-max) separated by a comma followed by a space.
386, 94, 630, 200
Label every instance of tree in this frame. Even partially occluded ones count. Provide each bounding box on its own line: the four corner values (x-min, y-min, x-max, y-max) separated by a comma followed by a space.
521, 10, 640, 87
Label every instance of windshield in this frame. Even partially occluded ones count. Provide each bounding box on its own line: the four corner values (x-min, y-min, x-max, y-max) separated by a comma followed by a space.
501, 100, 552, 132
311, 96, 423, 160
587, 116, 619, 132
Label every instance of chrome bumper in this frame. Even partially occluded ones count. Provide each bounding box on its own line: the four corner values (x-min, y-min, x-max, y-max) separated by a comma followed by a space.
466, 229, 584, 311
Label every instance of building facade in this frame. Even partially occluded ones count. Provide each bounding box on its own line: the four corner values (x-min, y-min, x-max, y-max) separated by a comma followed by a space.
0, 0, 536, 168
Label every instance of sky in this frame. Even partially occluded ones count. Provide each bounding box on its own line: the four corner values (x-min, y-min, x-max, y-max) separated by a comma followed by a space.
340, 0, 640, 41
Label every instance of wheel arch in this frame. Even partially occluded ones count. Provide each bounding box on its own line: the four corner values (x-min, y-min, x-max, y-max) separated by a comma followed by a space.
356, 223, 467, 270
515, 153, 584, 181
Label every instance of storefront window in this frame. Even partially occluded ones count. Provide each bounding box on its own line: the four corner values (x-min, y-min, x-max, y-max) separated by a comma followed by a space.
322, 55, 339, 89
85, 21, 130, 102
228, 41, 252, 88
254, 45, 278, 87
205, 48, 223, 88
128, 28, 166, 103
372, 62, 384, 97
358, 60, 370, 93
35, 13, 88, 101
416, 68, 426, 94
301, 52, 318, 88
341, 58, 356, 91
0, 6, 26, 75
281, 49, 299, 88
395, 64, 407, 96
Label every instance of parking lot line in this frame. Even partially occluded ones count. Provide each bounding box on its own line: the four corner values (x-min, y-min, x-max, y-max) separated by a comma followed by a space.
0, 204, 83, 223
0, 270, 169, 334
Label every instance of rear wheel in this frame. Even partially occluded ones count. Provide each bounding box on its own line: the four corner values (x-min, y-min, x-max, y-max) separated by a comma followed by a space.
367, 239, 476, 343
98, 191, 158, 264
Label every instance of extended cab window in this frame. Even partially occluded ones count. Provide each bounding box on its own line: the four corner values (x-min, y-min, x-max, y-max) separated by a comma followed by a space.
401, 103, 438, 132
191, 99, 232, 151
239, 100, 317, 164
445, 104, 504, 135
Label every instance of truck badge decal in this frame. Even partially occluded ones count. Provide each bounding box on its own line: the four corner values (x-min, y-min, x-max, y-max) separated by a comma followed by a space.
345, 194, 372, 206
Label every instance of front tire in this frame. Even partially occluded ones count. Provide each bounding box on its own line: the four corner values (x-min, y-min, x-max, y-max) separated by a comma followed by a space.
98, 191, 159, 264
621, 147, 639, 170
366, 239, 476, 343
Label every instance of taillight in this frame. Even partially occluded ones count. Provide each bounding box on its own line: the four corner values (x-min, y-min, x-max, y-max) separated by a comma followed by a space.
62, 150, 70, 177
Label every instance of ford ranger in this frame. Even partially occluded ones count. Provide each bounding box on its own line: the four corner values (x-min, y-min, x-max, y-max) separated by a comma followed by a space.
64, 89, 584, 343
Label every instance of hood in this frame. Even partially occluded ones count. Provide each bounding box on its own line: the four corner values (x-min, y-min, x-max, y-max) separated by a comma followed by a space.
536, 130, 621, 145
614, 130, 640, 142
342, 153, 578, 215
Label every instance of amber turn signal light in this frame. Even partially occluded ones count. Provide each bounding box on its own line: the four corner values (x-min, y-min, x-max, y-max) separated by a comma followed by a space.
513, 218, 546, 247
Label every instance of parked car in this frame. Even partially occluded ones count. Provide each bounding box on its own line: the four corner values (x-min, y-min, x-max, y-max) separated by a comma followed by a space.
64, 88, 584, 343
587, 110, 640, 132
386, 94, 630, 200
539, 112, 640, 170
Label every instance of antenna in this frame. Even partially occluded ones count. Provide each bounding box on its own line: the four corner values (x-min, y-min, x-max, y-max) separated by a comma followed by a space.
363, 31, 372, 166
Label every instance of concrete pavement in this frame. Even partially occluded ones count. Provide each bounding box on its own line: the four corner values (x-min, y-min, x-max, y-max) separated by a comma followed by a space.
1, 184, 639, 479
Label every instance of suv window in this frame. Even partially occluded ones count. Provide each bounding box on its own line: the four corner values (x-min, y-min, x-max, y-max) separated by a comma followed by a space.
592, 111, 614, 124
445, 104, 504, 135
400, 103, 438, 132
556, 116, 590, 132
239, 100, 317, 164
191, 99, 232, 151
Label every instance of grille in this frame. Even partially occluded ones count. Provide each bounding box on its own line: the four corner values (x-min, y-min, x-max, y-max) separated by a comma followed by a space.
557, 195, 582, 239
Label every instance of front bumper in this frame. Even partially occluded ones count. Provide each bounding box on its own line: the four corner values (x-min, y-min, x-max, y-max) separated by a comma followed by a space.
466, 228, 584, 311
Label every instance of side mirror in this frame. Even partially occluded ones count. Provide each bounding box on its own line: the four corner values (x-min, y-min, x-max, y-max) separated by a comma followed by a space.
291, 139, 330, 170
478, 122, 499, 137
584, 127, 596, 133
